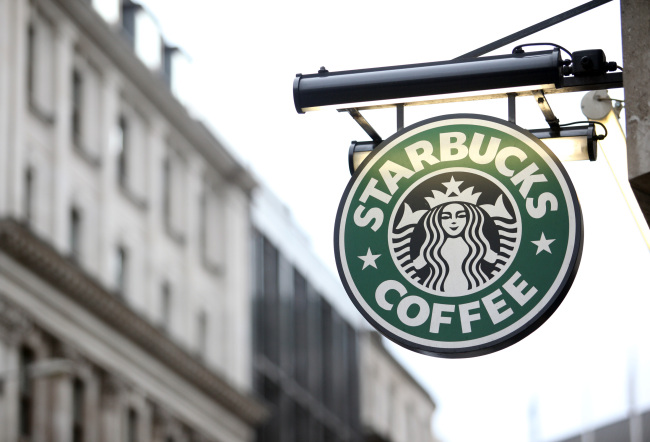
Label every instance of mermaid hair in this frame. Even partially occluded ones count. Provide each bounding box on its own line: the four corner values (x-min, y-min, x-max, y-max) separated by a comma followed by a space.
418, 202, 491, 292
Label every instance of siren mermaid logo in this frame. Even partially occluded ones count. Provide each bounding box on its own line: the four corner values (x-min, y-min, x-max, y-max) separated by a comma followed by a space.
335, 115, 583, 358
390, 170, 520, 297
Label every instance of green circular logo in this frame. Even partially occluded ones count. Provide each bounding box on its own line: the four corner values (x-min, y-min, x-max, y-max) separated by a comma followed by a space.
335, 114, 583, 357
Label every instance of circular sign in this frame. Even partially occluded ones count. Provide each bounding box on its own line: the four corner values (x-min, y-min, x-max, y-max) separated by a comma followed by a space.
335, 114, 583, 358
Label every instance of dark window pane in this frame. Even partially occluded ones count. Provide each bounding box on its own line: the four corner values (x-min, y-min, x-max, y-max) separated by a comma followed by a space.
294, 271, 309, 387
72, 69, 83, 144
197, 311, 207, 357
307, 290, 322, 399
117, 116, 128, 186
116, 246, 128, 296
127, 408, 138, 442
321, 300, 333, 409
19, 346, 35, 437
161, 282, 171, 330
27, 24, 35, 100
24, 167, 34, 225
72, 378, 84, 442
70, 207, 82, 260
262, 238, 279, 363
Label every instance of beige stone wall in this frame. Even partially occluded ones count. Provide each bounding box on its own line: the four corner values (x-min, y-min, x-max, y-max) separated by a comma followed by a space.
622, 0, 650, 226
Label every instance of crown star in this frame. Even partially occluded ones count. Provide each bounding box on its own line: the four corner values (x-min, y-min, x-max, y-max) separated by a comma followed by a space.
442, 176, 463, 195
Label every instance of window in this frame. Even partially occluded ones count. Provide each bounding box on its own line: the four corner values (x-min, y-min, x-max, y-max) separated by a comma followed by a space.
19, 346, 35, 438
201, 182, 222, 270
27, 24, 35, 102
71, 69, 83, 146
114, 107, 146, 204
115, 245, 128, 296
70, 206, 82, 261
72, 378, 85, 442
196, 311, 207, 358
27, 13, 55, 120
71, 54, 101, 162
24, 167, 34, 225
116, 115, 128, 186
127, 407, 138, 442
161, 282, 171, 330
162, 150, 186, 240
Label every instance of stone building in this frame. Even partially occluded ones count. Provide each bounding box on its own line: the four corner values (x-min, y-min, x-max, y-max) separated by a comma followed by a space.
0, 0, 266, 440
0, 0, 439, 441
251, 186, 437, 442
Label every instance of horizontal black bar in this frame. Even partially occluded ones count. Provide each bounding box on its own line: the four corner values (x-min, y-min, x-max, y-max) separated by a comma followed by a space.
294, 50, 563, 113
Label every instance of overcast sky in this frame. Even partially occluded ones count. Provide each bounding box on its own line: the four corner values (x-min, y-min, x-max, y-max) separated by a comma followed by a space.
134, 1, 650, 440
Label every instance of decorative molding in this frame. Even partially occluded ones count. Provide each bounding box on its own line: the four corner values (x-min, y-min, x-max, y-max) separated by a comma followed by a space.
0, 219, 268, 425
0, 297, 33, 344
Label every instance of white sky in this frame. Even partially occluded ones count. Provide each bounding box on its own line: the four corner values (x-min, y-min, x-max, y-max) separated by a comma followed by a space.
135, 1, 650, 441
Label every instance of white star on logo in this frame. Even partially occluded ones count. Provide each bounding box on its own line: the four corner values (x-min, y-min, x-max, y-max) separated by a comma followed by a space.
359, 248, 381, 269
532, 232, 555, 255
443, 176, 463, 195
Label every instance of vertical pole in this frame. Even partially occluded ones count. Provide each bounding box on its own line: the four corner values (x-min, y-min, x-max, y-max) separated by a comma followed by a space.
396, 104, 404, 131
507, 93, 516, 124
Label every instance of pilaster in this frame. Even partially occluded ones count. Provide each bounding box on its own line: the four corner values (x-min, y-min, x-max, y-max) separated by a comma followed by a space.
100, 373, 125, 442
6, 0, 29, 218
51, 20, 75, 253
98, 70, 120, 288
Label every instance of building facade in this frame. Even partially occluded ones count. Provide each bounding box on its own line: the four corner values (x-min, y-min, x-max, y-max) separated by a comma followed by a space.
251, 187, 437, 442
0, 0, 266, 440
359, 331, 437, 442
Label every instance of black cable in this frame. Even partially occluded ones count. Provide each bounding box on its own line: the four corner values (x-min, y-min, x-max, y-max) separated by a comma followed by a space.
560, 120, 607, 140
512, 43, 573, 59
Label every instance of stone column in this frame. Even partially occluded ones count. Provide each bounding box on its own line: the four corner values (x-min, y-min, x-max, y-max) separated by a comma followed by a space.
50, 372, 73, 442
100, 374, 125, 442
27, 329, 50, 442
0, 298, 31, 442
621, 0, 650, 226
83, 367, 102, 442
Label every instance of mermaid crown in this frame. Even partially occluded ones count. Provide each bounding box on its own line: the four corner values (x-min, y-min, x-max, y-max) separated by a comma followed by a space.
425, 186, 481, 209
396, 176, 512, 230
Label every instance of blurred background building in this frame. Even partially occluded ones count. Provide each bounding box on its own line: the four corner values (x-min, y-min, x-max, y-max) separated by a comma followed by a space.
552, 409, 650, 442
251, 187, 437, 442
0, 0, 437, 441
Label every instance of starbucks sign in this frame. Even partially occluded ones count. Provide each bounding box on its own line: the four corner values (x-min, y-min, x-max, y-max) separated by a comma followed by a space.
335, 114, 583, 357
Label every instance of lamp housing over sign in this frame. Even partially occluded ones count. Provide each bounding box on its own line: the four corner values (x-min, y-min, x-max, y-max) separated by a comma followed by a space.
529, 124, 598, 162
348, 141, 378, 174
294, 50, 564, 113
347, 122, 599, 175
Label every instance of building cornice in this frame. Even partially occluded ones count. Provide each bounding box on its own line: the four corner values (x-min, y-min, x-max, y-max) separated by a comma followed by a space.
0, 219, 268, 425
51, 0, 257, 195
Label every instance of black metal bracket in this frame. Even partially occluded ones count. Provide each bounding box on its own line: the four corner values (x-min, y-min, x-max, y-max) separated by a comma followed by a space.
532, 90, 561, 132
344, 108, 383, 144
